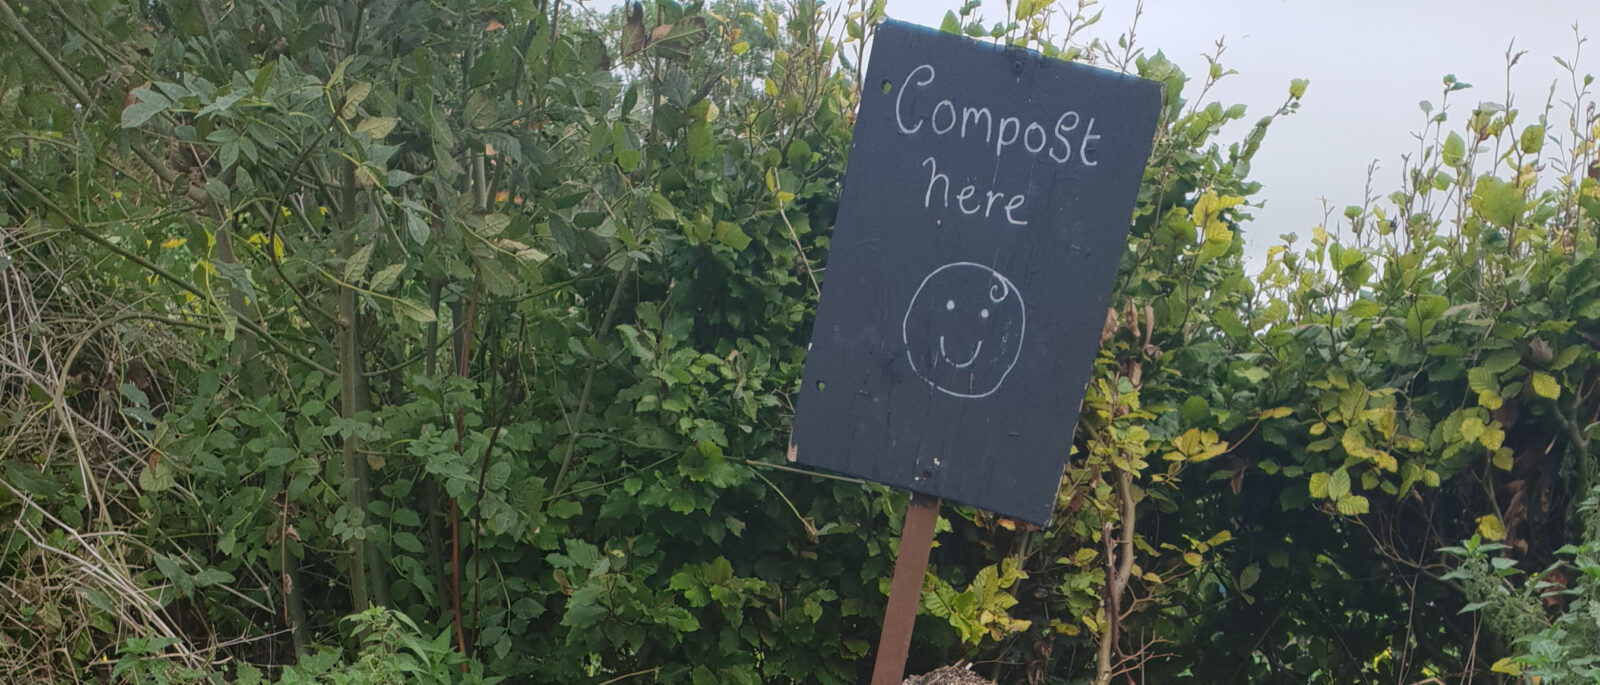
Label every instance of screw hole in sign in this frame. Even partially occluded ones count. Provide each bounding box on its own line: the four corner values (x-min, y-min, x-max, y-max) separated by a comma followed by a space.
881, 79, 893, 94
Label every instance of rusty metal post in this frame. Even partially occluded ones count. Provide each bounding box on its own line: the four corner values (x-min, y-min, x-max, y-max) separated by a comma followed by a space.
871, 491, 942, 685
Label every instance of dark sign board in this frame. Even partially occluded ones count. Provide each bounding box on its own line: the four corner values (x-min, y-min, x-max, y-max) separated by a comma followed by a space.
789, 20, 1161, 525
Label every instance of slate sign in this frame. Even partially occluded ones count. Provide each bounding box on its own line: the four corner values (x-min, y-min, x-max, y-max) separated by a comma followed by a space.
788, 20, 1161, 525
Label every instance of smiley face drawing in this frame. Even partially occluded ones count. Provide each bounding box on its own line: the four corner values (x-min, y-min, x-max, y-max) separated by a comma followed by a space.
901, 262, 1026, 399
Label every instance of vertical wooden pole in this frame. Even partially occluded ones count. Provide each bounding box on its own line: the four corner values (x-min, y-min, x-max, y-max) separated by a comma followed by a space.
871, 491, 942, 685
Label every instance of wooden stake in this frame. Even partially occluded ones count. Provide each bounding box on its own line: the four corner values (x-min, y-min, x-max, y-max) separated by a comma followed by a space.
871, 491, 941, 685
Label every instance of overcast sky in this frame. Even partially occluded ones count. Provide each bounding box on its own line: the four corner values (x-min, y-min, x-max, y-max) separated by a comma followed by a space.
881, 0, 1600, 266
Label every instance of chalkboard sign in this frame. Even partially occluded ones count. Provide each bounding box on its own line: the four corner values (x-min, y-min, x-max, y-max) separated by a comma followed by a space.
789, 20, 1161, 525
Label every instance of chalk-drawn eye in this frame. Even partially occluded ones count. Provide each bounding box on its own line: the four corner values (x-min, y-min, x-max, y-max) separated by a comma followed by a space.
980, 309, 990, 319
945, 300, 955, 311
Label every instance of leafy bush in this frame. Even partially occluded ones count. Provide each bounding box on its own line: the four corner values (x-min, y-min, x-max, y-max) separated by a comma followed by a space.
3, 0, 1599, 683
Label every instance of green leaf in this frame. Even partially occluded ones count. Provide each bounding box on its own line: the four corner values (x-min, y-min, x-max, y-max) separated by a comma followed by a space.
476, 213, 511, 238
1443, 131, 1466, 167
1531, 371, 1560, 399
393, 532, 424, 553
121, 88, 169, 128
1238, 562, 1260, 591
465, 92, 495, 129
1519, 124, 1544, 155
340, 81, 371, 120
344, 244, 373, 283
1467, 366, 1499, 393
940, 10, 962, 34
1480, 350, 1520, 374
369, 263, 405, 292
193, 568, 235, 587
1235, 367, 1269, 384
1470, 175, 1524, 228
715, 221, 751, 251
1327, 468, 1351, 500
356, 117, 397, 139
687, 119, 715, 162
406, 212, 430, 244
205, 178, 231, 208
1335, 494, 1369, 516
392, 299, 437, 323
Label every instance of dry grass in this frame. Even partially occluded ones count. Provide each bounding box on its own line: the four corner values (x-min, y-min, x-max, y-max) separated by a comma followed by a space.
0, 223, 207, 681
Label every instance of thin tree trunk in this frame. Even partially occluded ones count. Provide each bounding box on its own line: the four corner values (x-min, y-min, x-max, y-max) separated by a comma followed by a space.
338, 162, 371, 612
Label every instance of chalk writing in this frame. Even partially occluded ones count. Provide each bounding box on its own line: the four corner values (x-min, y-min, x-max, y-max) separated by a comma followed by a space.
902, 262, 1026, 399
922, 157, 1029, 225
894, 64, 1102, 166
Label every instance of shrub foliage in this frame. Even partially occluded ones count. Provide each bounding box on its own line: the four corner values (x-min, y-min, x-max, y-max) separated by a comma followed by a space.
2, 0, 1598, 683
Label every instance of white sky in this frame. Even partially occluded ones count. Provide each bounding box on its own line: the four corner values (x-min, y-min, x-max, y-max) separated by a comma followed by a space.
883, 0, 1600, 266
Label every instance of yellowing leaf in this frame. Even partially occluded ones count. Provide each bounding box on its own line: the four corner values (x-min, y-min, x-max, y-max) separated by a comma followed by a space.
1478, 389, 1504, 410
1373, 451, 1399, 473
1459, 417, 1484, 444
1477, 514, 1507, 541
1309, 472, 1330, 499
1258, 407, 1293, 419
1335, 494, 1369, 516
1493, 447, 1513, 471
340, 81, 372, 120
1531, 371, 1560, 399
1182, 552, 1203, 567
1489, 657, 1522, 676
355, 116, 397, 139
732, 41, 750, 55
160, 237, 187, 249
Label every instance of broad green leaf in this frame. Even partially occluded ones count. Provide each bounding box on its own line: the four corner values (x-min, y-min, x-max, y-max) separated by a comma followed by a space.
1480, 350, 1520, 374
369, 263, 405, 292
465, 92, 495, 129
715, 221, 751, 251
356, 117, 397, 139
344, 244, 373, 283
940, 10, 961, 33
340, 81, 371, 120
1238, 563, 1260, 591
393, 532, 424, 553
392, 298, 437, 323
121, 100, 167, 129
476, 213, 511, 238
1327, 468, 1350, 500
1442, 131, 1466, 167
1519, 124, 1544, 154
1470, 175, 1524, 228
1335, 494, 1369, 516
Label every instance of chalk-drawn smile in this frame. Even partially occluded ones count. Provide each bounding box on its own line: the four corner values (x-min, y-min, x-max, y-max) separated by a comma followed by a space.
903, 262, 1026, 399
940, 337, 983, 368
